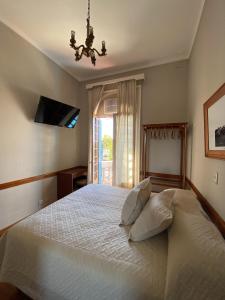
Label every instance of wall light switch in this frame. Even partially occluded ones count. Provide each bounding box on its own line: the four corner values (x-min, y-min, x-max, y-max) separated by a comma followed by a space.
213, 172, 218, 184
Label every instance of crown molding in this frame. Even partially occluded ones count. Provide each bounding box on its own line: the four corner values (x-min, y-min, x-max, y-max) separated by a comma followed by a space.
82, 55, 188, 82
187, 0, 206, 58
86, 73, 145, 89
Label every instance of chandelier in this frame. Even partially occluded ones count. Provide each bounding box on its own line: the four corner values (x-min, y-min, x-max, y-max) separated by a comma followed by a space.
69, 0, 107, 66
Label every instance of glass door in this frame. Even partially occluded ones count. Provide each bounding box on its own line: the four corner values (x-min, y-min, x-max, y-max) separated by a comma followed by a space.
93, 117, 113, 185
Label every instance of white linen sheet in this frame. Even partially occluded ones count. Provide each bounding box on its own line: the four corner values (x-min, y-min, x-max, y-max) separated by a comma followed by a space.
0, 184, 167, 300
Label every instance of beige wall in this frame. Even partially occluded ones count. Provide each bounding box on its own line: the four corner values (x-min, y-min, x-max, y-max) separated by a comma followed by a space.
140, 60, 188, 124
83, 60, 188, 175
85, 60, 188, 124
187, 0, 225, 219
0, 22, 87, 229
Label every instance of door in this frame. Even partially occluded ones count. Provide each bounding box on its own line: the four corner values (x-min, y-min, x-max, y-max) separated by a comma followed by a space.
93, 117, 113, 185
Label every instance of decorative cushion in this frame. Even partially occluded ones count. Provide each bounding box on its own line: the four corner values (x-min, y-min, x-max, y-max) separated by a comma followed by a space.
165, 208, 225, 300
129, 189, 175, 241
121, 177, 152, 225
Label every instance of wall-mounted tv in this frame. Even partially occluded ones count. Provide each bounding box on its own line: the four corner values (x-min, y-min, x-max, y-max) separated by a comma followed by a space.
34, 96, 80, 128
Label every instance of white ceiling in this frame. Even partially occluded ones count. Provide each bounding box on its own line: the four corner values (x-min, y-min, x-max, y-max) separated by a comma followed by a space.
0, 0, 205, 81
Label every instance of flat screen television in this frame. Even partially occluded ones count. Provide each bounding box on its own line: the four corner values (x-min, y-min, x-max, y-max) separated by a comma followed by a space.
34, 96, 80, 128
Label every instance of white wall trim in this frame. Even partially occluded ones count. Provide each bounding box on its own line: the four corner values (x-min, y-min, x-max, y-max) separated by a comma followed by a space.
86, 74, 145, 89
187, 0, 206, 58
82, 56, 187, 82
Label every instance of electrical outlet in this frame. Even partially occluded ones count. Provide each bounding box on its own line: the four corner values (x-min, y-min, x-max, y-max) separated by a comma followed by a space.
213, 172, 218, 184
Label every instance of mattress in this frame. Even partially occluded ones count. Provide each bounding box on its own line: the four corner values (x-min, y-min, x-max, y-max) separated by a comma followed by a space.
0, 184, 168, 300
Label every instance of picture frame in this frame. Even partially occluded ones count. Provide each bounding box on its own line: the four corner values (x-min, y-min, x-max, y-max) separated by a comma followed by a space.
204, 83, 225, 160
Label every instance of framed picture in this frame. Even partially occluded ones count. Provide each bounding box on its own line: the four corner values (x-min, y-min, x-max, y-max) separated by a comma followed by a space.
204, 83, 225, 159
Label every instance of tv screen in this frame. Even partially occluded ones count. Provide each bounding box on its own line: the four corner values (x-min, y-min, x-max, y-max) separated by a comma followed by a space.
34, 96, 80, 128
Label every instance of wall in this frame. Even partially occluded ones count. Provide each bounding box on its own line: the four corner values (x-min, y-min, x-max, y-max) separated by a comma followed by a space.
85, 60, 188, 123
0, 21, 87, 229
187, 0, 225, 219
83, 60, 188, 174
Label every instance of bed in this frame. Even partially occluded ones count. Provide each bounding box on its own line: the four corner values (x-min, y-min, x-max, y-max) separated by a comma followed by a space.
0, 184, 168, 300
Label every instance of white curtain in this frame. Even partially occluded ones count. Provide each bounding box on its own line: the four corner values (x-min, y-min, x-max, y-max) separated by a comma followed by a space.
113, 80, 141, 188
88, 86, 103, 183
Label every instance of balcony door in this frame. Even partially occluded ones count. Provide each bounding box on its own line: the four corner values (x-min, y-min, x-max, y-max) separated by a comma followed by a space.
93, 117, 114, 185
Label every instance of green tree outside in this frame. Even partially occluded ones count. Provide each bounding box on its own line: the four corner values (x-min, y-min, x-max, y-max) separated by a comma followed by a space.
102, 135, 113, 161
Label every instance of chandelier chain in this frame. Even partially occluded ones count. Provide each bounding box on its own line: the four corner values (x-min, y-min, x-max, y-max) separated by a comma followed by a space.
69, 0, 107, 66
88, 0, 90, 20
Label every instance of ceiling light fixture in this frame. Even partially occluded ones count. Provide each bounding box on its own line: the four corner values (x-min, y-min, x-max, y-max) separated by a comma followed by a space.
69, 0, 107, 66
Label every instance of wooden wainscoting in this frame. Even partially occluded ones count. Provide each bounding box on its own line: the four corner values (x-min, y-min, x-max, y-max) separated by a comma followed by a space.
186, 177, 225, 238
0, 165, 87, 237
0, 166, 86, 190
0, 222, 19, 237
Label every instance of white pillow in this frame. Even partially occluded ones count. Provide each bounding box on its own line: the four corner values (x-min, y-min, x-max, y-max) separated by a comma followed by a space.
165, 208, 225, 300
129, 189, 175, 241
121, 177, 152, 225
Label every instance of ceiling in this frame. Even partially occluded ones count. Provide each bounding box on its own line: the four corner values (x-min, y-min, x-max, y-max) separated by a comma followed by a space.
0, 0, 205, 81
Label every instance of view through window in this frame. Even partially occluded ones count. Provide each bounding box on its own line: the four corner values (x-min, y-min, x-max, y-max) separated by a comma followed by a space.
94, 117, 113, 185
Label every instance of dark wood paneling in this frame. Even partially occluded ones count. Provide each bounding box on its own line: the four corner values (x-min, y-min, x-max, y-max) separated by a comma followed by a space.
186, 177, 225, 238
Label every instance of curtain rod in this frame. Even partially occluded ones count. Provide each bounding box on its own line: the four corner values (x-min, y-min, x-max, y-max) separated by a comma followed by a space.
85, 73, 145, 89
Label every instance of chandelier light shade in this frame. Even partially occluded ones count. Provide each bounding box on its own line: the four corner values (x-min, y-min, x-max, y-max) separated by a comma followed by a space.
69, 0, 107, 66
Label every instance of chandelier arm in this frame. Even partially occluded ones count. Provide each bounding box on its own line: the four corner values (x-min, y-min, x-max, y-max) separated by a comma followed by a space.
93, 48, 106, 56
79, 49, 85, 59
72, 44, 86, 51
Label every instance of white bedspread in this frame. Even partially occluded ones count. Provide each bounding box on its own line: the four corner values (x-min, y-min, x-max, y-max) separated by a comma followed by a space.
0, 184, 167, 300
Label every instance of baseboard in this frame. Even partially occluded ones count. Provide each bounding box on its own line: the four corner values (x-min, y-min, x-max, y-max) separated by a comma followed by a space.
186, 177, 225, 238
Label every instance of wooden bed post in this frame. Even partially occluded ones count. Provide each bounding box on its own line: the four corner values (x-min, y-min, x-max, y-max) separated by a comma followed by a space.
182, 124, 187, 188
142, 126, 147, 179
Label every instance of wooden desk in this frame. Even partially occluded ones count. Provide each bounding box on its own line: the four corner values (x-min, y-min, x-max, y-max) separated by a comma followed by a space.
57, 166, 87, 199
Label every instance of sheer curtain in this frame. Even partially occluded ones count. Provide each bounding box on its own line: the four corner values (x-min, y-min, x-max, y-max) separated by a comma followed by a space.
113, 80, 141, 188
88, 86, 103, 183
